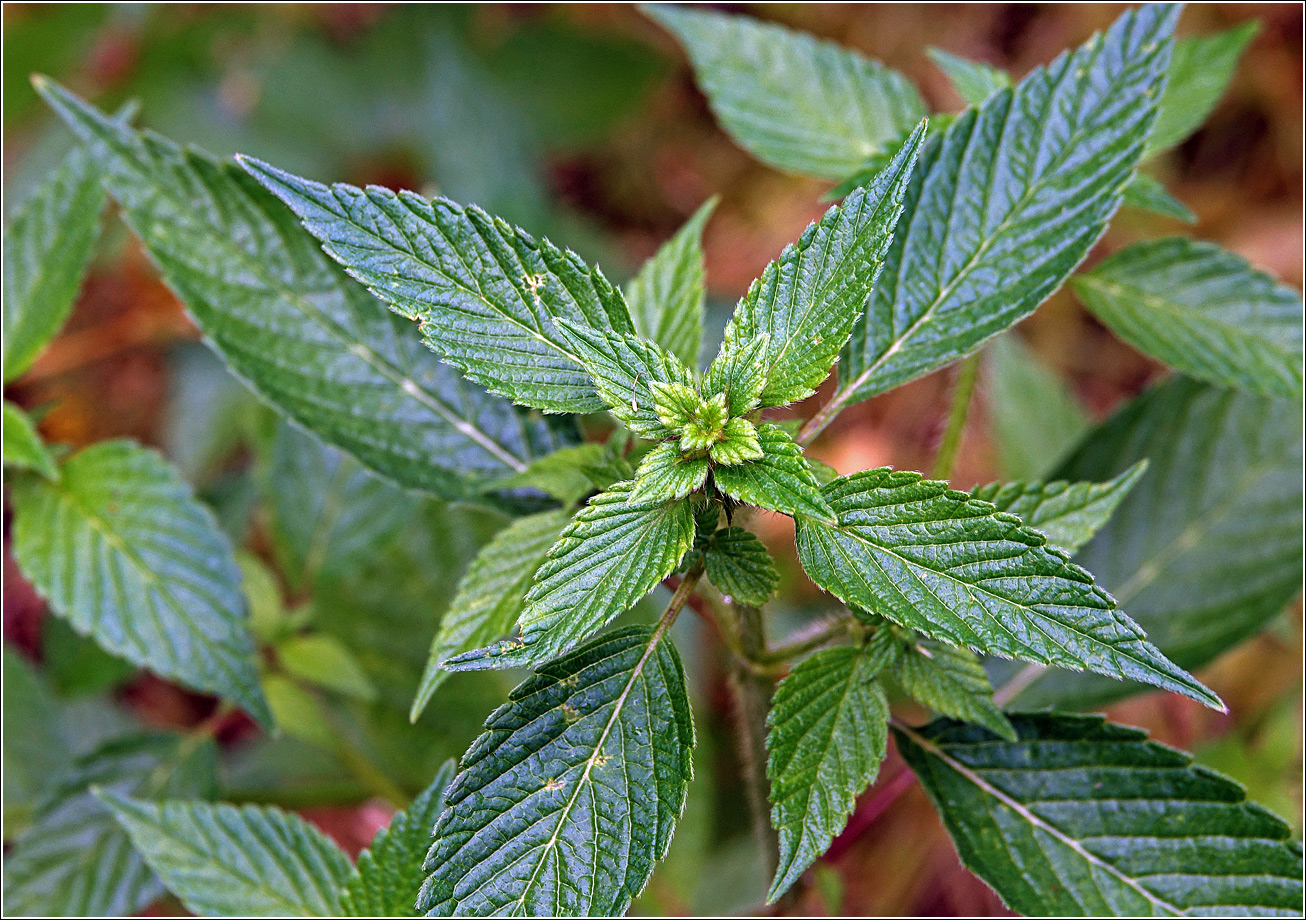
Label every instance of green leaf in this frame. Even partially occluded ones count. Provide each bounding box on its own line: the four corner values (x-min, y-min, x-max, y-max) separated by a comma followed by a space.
837, 5, 1179, 407
100, 794, 354, 917
341, 761, 455, 917
709, 416, 764, 466
2, 733, 216, 917
714, 424, 834, 523
411, 509, 571, 720
262, 674, 336, 750
887, 637, 1015, 741
984, 334, 1090, 480
1071, 237, 1304, 398
896, 713, 1305, 917
969, 461, 1148, 555
704, 329, 770, 417
554, 317, 695, 437
624, 197, 715, 364
277, 634, 377, 702
447, 482, 695, 670
2, 647, 71, 825
1005, 377, 1304, 710
1147, 21, 1259, 157
419, 625, 695, 916
2, 143, 105, 382
238, 156, 634, 414
720, 124, 925, 407
35, 80, 561, 500
263, 421, 416, 590
927, 48, 1011, 106
793, 467, 1221, 710
633, 442, 710, 504
2, 400, 57, 479
643, 5, 925, 179
765, 645, 890, 901
10, 440, 271, 724
490, 443, 610, 506
703, 526, 779, 605
1120, 172, 1196, 222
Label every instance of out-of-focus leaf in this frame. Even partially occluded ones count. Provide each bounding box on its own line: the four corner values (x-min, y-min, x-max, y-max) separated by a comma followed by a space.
2, 400, 57, 478
1147, 21, 1259, 157
624, 198, 715, 365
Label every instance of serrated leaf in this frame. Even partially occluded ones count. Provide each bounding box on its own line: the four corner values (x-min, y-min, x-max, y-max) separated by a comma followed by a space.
263, 421, 416, 590
714, 424, 834, 522
633, 443, 710, 504
969, 461, 1148, 555
277, 634, 377, 702
896, 713, 1305, 916
411, 509, 571, 720
888, 638, 1015, 741
238, 155, 634, 414
765, 645, 890, 901
720, 124, 925, 407
419, 625, 695, 916
709, 416, 764, 466
1147, 21, 1259, 157
2, 733, 216, 917
927, 48, 1010, 106
1121, 172, 1196, 222
793, 467, 1221, 710
984, 334, 1090, 480
644, 5, 925, 179
837, 5, 1178, 408
704, 329, 770, 417
554, 317, 695, 436
1072, 237, 1304, 397
35, 80, 563, 499
703, 526, 779, 605
100, 794, 353, 917
624, 197, 715, 364
2, 142, 104, 382
10, 440, 271, 724
2, 400, 57, 479
341, 761, 455, 917
1005, 376, 1304, 711
448, 482, 695, 670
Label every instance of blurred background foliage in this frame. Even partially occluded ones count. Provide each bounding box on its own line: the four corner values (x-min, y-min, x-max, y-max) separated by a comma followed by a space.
2, 4, 1301, 915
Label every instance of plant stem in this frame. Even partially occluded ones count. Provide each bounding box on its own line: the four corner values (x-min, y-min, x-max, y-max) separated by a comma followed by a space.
727, 601, 781, 880
760, 616, 851, 664
931, 353, 981, 481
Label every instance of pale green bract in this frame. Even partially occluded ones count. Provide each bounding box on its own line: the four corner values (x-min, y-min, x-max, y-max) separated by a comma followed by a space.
36, 80, 563, 501
99, 794, 353, 917
411, 510, 570, 720
419, 626, 694, 916
793, 467, 1221, 710
643, 4, 926, 180
835, 5, 1178, 409
1072, 237, 1304, 397
765, 645, 890, 902
10, 440, 271, 725
896, 714, 1305, 916
238, 156, 635, 415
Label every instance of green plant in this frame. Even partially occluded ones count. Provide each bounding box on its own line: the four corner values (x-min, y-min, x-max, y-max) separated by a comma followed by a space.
3, 3, 1302, 917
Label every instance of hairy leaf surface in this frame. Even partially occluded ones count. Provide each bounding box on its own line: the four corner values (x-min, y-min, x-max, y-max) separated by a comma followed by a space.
239, 157, 634, 414
720, 124, 924, 406
888, 638, 1014, 741
793, 467, 1220, 709
341, 762, 455, 916
36, 80, 561, 499
1007, 377, 1304, 710
412, 510, 570, 720
897, 713, 1305, 916
644, 5, 925, 179
766, 645, 890, 901
448, 482, 694, 670
632, 443, 710, 505
624, 197, 715, 364
837, 5, 1178, 407
970, 461, 1147, 555
10, 440, 270, 724
419, 626, 694, 916
703, 526, 779, 606
2, 142, 105, 382
714, 425, 834, 522
1072, 238, 1304, 397
101, 794, 353, 917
